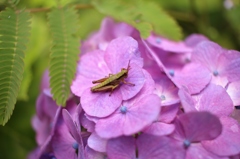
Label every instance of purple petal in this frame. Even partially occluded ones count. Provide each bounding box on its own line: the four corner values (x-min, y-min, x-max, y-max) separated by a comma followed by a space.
191, 41, 224, 69
227, 81, 240, 106
224, 50, 240, 82
36, 92, 58, 120
185, 34, 209, 47
87, 132, 107, 153
32, 116, 51, 145
95, 94, 161, 138
107, 136, 136, 159
147, 35, 192, 53
202, 117, 240, 156
159, 104, 180, 123
177, 111, 222, 142
62, 109, 80, 143
186, 143, 227, 159
71, 75, 94, 97
85, 146, 106, 159
104, 36, 143, 74
143, 122, 175, 136
137, 133, 185, 159
194, 84, 233, 116
81, 88, 122, 117
172, 63, 212, 94
80, 113, 95, 132
119, 63, 145, 100
77, 50, 110, 78
154, 75, 180, 106
40, 70, 50, 91
52, 125, 78, 159
178, 87, 197, 112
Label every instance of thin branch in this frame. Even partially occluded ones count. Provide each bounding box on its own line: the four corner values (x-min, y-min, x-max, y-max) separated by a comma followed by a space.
20, 4, 92, 13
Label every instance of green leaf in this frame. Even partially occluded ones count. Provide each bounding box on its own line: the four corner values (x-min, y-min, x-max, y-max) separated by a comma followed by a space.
0, 8, 31, 125
48, 7, 80, 106
18, 15, 51, 100
92, 0, 182, 40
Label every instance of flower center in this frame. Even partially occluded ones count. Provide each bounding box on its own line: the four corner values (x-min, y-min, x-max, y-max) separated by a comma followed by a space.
169, 70, 175, 77
120, 106, 128, 114
213, 70, 219, 76
160, 94, 166, 101
72, 142, 79, 150
156, 38, 161, 44
183, 139, 191, 149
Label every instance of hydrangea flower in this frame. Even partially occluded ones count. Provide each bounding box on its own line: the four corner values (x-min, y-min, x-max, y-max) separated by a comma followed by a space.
95, 71, 161, 138
29, 17, 240, 159
71, 36, 150, 118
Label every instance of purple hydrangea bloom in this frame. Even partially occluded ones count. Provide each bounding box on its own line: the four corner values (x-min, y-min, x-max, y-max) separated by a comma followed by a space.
142, 103, 179, 136
71, 36, 150, 118
95, 71, 161, 138
81, 17, 135, 53
179, 84, 234, 117
192, 42, 240, 87
170, 111, 223, 158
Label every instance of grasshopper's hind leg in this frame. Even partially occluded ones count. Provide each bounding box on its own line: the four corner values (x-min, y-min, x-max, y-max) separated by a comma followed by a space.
122, 79, 135, 86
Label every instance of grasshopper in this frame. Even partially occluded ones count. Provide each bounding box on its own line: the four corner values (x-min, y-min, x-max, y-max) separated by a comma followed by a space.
91, 61, 135, 96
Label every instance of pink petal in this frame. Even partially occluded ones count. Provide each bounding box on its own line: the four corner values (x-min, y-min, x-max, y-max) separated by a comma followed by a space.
107, 136, 136, 159
62, 109, 80, 143
147, 35, 192, 53
227, 81, 240, 106
202, 117, 240, 156
119, 63, 145, 100
186, 143, 227, 159
154, 75, 179, 106
177, 111, 222, 142
137, 134, 185, 159
77, 50, 110, 78
81, 88, 122, 117
185, 34, 209, 47
224, 50, 240, 82
85, 146, 106, 159
95, 94, 161, 138
80, 113, 95, 132
40, 70, 50, 91
87, 132, 107, 153
52, 125, 78, 159
172, 63, 212, 94
71, 75, 94, 97
159, 103, 180, 123
191, 41, 224, 70
105, 36, 143, 74
178, 87, 197, 112
194, 84, 234, 116
143, 122, 175, 136
129, 70, 155, 99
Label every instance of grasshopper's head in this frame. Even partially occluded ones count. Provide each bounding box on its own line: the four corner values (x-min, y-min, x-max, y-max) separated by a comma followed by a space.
120, 60, 131, 76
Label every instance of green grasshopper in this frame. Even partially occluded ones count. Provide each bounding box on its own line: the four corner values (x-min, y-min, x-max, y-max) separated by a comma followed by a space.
91, 61, 135, 96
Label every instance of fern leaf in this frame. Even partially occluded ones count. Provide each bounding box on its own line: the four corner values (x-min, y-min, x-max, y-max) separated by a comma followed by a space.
48, 7, 80, 106
0, 8, 31, 125
92, 0, 183, 40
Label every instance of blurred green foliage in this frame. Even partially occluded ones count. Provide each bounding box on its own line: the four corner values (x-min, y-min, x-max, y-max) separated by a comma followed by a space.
0, 0, 239, 158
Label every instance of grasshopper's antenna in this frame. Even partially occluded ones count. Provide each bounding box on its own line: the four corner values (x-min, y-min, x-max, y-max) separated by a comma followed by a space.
127, 60, 131, 70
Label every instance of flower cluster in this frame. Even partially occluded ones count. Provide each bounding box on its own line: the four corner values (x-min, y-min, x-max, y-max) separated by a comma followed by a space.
29, 18, 240, 159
